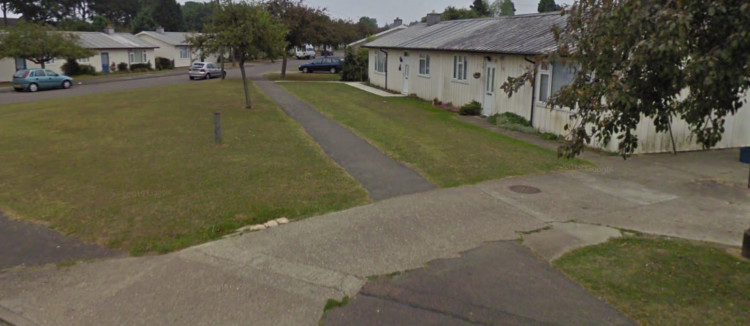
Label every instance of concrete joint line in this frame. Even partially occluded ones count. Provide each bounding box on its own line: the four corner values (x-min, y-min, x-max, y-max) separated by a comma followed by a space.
360, 289, 554, 326
187, 248, 365, 297
0, 305, 39, 326
478, 188, 555, 223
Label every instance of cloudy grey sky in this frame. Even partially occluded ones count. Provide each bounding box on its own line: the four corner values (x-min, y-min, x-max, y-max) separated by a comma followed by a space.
178, 0, 572, 27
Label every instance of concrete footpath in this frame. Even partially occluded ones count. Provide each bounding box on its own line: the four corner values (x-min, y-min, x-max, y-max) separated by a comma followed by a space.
253, 78, 435, 201
0, 147, 747, 325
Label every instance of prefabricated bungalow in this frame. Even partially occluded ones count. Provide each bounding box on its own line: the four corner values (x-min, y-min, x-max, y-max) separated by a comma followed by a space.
363, 12, 749, 154
136, 27, 218, 67
1, 27, 157, 82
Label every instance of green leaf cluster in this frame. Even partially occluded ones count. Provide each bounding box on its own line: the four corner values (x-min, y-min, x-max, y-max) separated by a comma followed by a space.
504, 0, 750, 158
0, 20, 93, 67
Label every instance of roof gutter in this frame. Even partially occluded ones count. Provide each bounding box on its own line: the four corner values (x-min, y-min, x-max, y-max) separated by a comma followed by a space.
524, 56, 536, 127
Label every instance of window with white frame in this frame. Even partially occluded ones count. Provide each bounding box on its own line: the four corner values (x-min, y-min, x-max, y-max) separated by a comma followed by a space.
374, 51, 386, 73
129, 50, 147, 63
418, 54, 430, 76
179, 46, 189, 59
78, 56, 90, 63
453, 55, 468, 81
537, 62, 576, 103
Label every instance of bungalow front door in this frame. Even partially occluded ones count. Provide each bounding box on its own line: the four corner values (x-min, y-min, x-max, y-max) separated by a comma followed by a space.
101, 52, 110, 73
402, 57, 410, 95
482, 63, 497, 116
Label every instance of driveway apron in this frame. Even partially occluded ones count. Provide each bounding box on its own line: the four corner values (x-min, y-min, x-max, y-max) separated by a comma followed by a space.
253, 79, 435, 201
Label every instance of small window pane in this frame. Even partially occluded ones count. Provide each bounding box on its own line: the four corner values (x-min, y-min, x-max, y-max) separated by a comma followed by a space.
539, 74, 550, 102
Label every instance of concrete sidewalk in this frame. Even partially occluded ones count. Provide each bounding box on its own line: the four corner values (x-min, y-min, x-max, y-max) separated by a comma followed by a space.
0, 148, 746, 325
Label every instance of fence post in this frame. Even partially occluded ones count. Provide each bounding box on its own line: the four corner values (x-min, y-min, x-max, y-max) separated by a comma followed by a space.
214, 111, 222, 145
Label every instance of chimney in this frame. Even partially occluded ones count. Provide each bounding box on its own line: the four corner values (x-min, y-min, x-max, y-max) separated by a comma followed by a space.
156, 26, 165, 34
426, 12, 441, 26
104, 24, 114, 35
393, 17, 402, 27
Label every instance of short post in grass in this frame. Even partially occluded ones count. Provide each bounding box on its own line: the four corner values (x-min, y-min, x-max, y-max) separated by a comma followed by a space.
214, 111, 222, 145
743, 227, 750, 259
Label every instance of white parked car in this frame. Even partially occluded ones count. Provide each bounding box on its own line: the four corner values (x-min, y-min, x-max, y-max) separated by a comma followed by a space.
188, 62, 224, 80
295, 44, 316, 60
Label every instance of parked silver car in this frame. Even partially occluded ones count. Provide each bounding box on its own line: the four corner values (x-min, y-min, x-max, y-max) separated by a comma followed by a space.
188, 62, 224, 80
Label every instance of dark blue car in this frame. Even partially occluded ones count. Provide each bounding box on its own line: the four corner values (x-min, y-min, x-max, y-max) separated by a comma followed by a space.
298, 57, 343, 74
13, 68, 74, 92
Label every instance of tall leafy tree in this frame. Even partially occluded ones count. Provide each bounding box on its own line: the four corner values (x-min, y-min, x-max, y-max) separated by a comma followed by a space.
471, 0, 491, 17
441, 6, 479, 20
90, 0, 140, 27
182, 1, 212, 32
537, 0, 561, 13
265, 0, 325, 78
0, 21, 93, 68
151, 0, 183, 31
192, 0, 286, 108
497, 0, 516, 16
502, 0, 750, 158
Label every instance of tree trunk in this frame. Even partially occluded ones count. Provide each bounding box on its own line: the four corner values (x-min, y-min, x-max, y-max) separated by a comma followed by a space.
220, 49, 226, 80
2, 2, 7, 27
239, 60, 251, 109
281, 56, 288, 79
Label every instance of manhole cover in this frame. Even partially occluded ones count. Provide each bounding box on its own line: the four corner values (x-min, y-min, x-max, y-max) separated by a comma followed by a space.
509, 185, 541, 194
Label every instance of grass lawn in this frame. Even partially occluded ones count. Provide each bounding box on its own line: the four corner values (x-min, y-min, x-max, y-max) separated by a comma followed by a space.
264, 72, 341, 82
0, 79, 368, 255
555, 237, 750, 325
281, 82, 587, 187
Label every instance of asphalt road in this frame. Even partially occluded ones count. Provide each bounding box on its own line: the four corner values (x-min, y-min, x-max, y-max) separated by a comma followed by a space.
0, 58, 305, 105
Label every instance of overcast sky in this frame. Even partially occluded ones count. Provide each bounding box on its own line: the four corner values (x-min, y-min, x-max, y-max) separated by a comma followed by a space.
178, 0, 573, 27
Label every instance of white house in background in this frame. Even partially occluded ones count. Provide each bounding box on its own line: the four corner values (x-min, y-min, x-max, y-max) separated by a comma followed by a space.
136, 27, 217, 67
363, 12, 749, 154
1, 27, 157, 81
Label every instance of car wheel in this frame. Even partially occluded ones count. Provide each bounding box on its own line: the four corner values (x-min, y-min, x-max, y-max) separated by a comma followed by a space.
303, 67, 309, 73
330, 67, 337, 74
62, 80, 72, 89
205, 73, 211, 79
29, 83, 39, 92
189, 76, 194, 80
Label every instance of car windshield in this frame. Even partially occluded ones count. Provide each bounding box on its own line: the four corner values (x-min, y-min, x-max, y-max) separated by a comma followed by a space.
191, 63, 205, 68
13, 70, 29, 78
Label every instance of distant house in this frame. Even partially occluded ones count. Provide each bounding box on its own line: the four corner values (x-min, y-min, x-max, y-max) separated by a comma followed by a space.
363, 12, 749, 154
1, 26, 158, 81
136, 27, 217, 67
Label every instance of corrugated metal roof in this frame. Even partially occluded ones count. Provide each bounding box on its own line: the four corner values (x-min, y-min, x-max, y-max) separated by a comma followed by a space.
364, 12, 565, 55
72, 32, 158, 49
137, 31, 195, 46
347, 25, 407, 48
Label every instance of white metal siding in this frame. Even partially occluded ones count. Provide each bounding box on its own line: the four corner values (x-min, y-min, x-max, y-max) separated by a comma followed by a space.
367, 48, 749, 154
533, 92, 750, 154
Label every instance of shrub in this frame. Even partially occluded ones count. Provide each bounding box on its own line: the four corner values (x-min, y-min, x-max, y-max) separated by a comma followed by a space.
459, 100, 482, 116
61, 58, 81, 76
117, 62, 129, 72
155, 57, 173, 70
78, 65, 96, 75
341, 47, 369, 82
129, 62, 152, 72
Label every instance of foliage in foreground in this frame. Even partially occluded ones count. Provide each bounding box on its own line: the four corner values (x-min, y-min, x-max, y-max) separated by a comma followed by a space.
0, 20, 92, 68
556, 237, 750, 325
188, 0, 287, 108
503, 0, 750, 158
